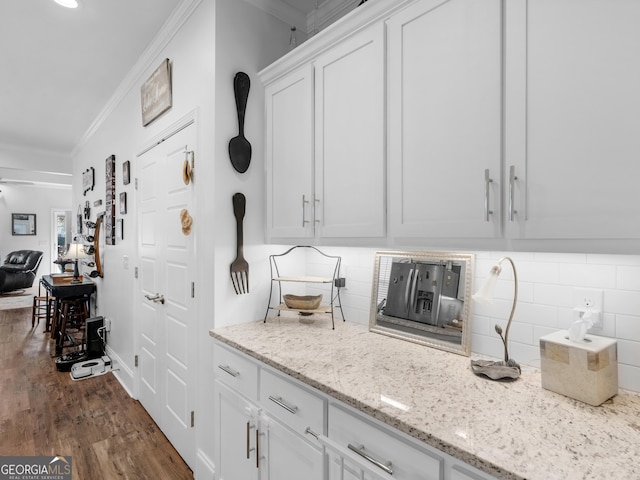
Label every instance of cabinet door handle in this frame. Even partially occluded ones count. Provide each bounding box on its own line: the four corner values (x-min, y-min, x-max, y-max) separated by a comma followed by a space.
218, 364, 240, 377
304, 426, 319, 440
302, 195, 310, 226
246, 421, 252, 459
484, 169, 493, 221
314, 195, 320, 224
256, 428, 260, 469
268, 395, 298, 414
348, 444, 394, 476
509, 165, 518, 222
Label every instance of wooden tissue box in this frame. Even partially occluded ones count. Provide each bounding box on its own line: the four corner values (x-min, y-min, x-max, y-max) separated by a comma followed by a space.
540, 331, 618, 406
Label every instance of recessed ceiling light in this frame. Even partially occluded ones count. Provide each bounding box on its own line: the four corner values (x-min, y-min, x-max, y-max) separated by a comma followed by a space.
54, 0, 78, 8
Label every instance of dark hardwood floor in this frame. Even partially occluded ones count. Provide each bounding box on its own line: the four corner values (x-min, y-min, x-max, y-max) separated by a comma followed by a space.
0, 305, 193, 480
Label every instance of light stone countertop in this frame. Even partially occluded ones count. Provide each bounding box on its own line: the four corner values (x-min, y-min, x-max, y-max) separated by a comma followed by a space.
209, 316, 640, 480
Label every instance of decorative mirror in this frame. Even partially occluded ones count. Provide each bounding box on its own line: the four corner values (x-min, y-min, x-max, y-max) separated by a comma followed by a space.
12, 213, 36, 235
93, 214, 104, 278
370, 251, 474, 356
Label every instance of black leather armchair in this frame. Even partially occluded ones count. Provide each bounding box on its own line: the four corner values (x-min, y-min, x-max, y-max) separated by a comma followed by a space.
0, 250, 43, 293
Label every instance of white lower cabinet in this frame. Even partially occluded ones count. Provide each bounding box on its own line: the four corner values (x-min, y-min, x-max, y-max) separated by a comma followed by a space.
214, 380, 261, 480
328, 403, 442, 480
260, 413, 324, 480
213, 341, 497, 480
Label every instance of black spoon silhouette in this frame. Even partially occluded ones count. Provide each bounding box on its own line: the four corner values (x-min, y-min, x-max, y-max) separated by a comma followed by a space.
229, 72, 252, 173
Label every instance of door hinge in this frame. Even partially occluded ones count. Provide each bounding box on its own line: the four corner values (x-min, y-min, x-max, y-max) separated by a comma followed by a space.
191, 282, 195, 298
134, 355, 139, 367
135, 178, 139, 190
191, 411, 195, 428
134, 266, 138, 279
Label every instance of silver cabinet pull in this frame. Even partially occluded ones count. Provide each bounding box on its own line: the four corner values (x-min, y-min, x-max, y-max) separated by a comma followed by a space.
246, 421, 251, 459
218, 364, 240, 377
256, 428, 260, 469
302, 195, 310, 226
268, 395, 298, 414
314, 195, 320, 224
144, 293, 165, 304
348, 444, 394, 476
304, 426, 319, 440
509, 165, 518, 222
484, 168, 493, 221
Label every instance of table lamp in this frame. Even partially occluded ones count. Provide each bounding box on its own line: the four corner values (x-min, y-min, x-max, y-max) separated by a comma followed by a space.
470, 256, 521, 380
66, 242, 88, 283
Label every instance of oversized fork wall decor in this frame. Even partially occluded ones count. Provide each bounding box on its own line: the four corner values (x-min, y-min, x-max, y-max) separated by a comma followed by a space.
230, 192, 249, 294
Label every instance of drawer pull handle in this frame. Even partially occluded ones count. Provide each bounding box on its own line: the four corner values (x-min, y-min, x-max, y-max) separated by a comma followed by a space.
304, 426, 319, 440
218, 364, 240, 377
348, 443, 394, 476
268, 395, 298, 414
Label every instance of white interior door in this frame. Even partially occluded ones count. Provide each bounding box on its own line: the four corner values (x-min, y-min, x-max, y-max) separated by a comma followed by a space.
137, 123, 197, 469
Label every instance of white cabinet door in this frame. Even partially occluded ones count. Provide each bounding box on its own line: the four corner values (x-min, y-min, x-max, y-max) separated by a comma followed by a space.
314, 23, 386, 238
265, 65, 314, 240
261, 414, 324, 480
388, 0, 502, 239
506, 0, 640, 241
214, 380, 260, 480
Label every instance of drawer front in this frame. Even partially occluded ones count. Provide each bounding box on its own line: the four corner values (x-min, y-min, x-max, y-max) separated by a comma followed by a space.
213, 343, 258, 400
328, 403, 443, 480
259, 368, 325, 435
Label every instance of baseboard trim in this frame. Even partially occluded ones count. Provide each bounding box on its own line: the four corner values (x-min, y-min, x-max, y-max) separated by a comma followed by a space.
195, 450, 215, 480
105, 345, 136, 398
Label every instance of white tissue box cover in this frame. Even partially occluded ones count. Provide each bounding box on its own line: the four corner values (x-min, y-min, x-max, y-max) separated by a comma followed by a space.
540, 331, 618, 406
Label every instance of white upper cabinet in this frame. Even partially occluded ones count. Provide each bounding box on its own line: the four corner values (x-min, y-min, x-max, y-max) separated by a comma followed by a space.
314, 23, 386, 238
265, 65, 315, 239
263, 22, 385, 242
506, 0, 640, 244
387, 0, 503, 239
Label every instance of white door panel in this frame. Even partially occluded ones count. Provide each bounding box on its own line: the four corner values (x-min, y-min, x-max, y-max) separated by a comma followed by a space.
136, 123, 197, 469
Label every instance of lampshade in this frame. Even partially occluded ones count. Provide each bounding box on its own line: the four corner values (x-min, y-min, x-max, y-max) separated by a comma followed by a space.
472, 266, 500, 305
54, 0, 78, 8
67, 242, 88, 260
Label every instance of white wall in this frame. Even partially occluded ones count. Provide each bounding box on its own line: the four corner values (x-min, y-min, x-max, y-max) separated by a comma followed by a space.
70, 0, 293, 476
0, 143, 72, 278
311, 246, 640, 394
0, 184, 72, 274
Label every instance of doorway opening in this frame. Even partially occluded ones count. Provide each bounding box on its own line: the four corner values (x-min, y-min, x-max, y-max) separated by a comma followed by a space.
52, 209, 72, 272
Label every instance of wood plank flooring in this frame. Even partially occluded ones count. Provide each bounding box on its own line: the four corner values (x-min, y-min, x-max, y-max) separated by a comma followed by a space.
0, 306, 193, 480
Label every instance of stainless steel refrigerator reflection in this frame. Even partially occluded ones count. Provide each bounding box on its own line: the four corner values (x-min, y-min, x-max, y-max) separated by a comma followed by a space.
383, 261, 460, 327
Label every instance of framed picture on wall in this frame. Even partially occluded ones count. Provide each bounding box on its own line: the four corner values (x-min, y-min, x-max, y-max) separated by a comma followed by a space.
123, 160, 130, 185
119, 192, 127, 215
105, 154, 116, 245
12, 213, 36, 235
141, 58, 172, 126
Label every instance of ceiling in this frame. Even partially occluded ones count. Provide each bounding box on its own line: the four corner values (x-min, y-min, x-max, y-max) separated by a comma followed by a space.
0, 0, 319, 157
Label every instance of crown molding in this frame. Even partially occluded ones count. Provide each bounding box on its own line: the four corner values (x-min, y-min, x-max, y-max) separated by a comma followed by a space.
72, 0, 203, 157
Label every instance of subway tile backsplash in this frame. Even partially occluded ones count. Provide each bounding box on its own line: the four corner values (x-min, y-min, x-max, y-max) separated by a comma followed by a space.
307, 247, 640, 393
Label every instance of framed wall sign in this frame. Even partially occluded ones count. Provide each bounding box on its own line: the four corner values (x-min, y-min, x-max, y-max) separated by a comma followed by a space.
105, 154, 116, 245
141, 58, 172, 126
123, 160, 131, 185
12, 213, 36, 235
119, 192, 127, 214
82, 167, 95, 196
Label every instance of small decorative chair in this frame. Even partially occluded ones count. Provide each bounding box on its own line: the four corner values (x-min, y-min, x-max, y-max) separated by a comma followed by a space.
32, 294, 56, 328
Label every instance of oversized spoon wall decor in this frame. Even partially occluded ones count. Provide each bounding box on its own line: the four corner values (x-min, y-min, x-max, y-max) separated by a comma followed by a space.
229, 72, 252, 173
